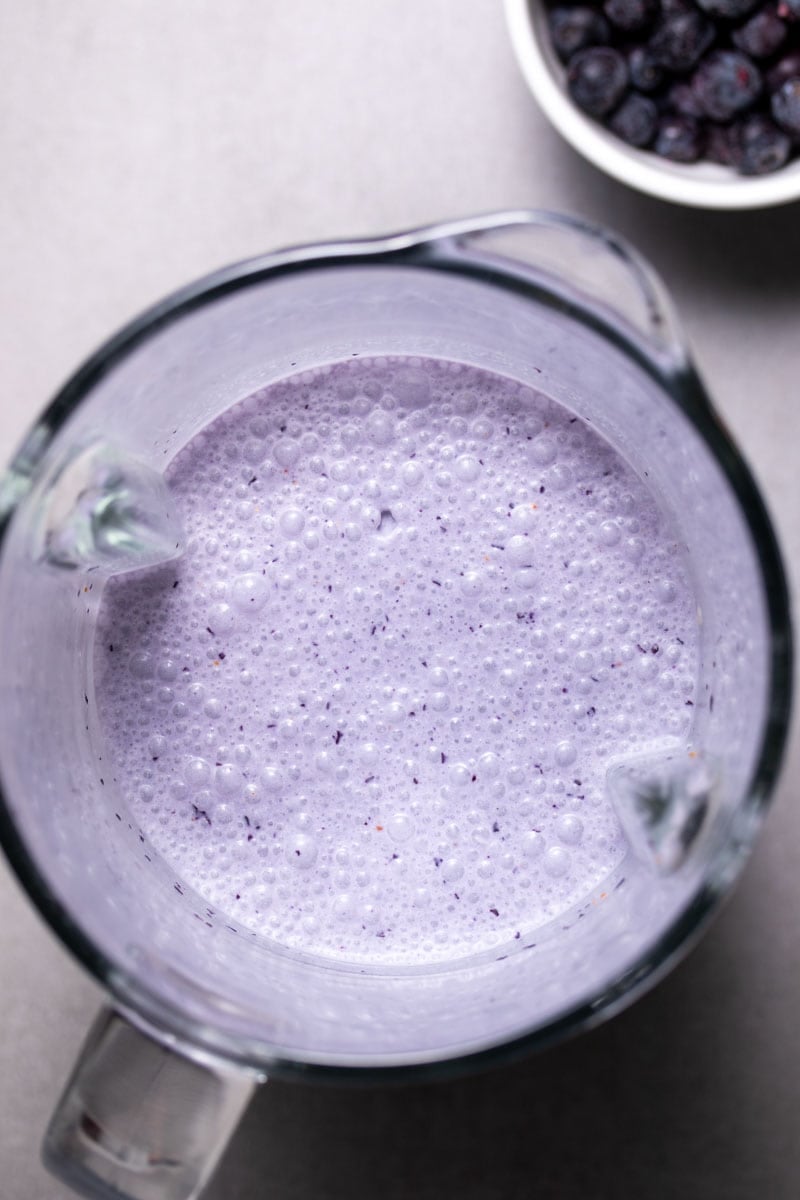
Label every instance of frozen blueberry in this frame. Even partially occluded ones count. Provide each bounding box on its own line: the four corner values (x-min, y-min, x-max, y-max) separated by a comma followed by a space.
654, 113, 705, 160
692, 50, 762, 120
766, 50, 800, 91
567, 47, 629, 117
776, 0, 800, 18
652, 112, 705, 159
771, 77, 800, 134
628, 45, 665, 91
669, 80, 706, 117
705, 122, 740, 164
549, 7, 611, 62
604, 0, 657, 32
609, 92, 659, 144
695, 0, 759, 18
648, 11, 716, 73
735, 113, 792, 171
732, 9, 788, 58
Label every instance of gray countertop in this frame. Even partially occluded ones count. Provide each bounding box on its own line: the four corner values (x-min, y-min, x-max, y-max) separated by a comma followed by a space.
1, 3, 799, 1198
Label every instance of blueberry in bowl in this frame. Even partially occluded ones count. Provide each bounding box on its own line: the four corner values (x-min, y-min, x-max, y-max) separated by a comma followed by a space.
504, 0, 800, 207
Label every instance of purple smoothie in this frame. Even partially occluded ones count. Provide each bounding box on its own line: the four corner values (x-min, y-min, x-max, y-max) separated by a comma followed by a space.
93, 356, 698, 965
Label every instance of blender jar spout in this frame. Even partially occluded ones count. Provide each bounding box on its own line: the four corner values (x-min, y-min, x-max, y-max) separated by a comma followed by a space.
399, 211, 690, 373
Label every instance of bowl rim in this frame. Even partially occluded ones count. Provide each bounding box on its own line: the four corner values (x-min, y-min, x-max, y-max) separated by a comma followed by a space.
504, 0, 800, 210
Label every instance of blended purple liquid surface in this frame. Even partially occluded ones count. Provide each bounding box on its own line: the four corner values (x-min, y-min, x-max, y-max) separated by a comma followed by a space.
94, 357, 699, 965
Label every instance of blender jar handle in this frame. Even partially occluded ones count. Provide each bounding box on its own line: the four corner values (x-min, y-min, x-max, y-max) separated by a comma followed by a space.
43, 1007, 260, 1200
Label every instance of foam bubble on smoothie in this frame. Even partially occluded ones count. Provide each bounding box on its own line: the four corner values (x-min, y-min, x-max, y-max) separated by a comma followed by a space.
94, 356, 699, 966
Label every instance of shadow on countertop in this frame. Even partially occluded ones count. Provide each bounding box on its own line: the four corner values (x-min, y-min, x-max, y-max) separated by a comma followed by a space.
552, 146, 800, 307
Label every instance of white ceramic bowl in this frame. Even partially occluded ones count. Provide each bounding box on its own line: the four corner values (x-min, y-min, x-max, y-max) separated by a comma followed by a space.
504, 0, 800, 209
